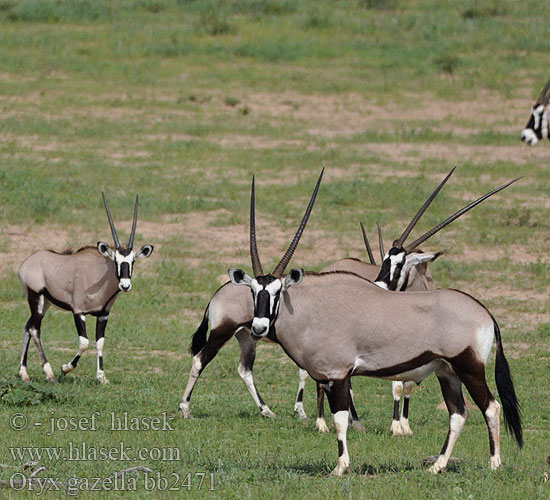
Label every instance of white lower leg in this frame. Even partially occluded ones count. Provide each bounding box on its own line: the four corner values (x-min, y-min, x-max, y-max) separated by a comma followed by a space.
315, 417, 330, 433
42, 362, 55, 381
294, 368, 309, 419
399, 382, 414, 435
19, 366, 30, 383
179, 355, 202, 418
485, 400, 501, 470
331, 410, 350, 476
391, 381, 404, 435
428, 413, 467, 474
62, 336, 89, 374
237, 362, 274, 418
96, 337, 108, 384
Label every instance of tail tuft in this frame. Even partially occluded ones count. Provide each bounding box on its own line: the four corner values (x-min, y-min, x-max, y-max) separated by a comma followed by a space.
189, 305, 209, 356
493, 320, 523, 448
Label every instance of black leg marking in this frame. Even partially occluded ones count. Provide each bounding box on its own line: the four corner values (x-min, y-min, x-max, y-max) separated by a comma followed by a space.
393, 400, 400, 421
402, 397, 410, 419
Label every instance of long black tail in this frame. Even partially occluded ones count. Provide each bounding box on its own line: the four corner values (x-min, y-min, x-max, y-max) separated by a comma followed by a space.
493, 319, 523, 448
189, 304, 209, 356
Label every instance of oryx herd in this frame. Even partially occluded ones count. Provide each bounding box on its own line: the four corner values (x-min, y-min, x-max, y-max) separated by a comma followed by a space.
15, 80, 548, 477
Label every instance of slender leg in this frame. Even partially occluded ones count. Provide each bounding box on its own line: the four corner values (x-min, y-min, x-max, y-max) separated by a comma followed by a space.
294, 368, 309, 420
453, 362, 501, 470
61, 314, 89, 375
315, 382, 329, 432
179, 324, 236, 418
235, 329, 275, 418
24, 291, 55, 383
428, 368, 468, 474
95, 314, 109, 384
399, 381, 414, 435
326, 378, 352, 476
19, 320, 32, 382
391, 381, 404, 435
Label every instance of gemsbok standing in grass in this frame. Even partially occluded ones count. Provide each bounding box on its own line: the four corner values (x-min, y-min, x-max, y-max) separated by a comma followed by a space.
228, 175, 522, 475
181, 169, 510, 436
521, 78, 550, 145
17, 193, 154, 384
304, 167, 456, 435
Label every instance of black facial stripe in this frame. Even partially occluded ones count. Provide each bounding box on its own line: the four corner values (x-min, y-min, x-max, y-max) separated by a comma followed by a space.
255, 289, 271, 319
120, 261, 131, 279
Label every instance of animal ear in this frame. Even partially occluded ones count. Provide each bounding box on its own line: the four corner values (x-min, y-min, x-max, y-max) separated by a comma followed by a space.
283, 268, 303, 290
97, 242, 114, 259
136, 245, 154, 259
405, 251, 443, 267
228, 268, 252, 286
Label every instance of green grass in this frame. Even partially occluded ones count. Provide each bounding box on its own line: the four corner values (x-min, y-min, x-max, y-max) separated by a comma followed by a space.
0, 0, 549, 498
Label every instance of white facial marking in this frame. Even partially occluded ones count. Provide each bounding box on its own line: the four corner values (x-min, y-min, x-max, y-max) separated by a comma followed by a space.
251, 317, 270, 336
521, 128, 538, 145
265, 280, 282, 295
389, 252, 405, 281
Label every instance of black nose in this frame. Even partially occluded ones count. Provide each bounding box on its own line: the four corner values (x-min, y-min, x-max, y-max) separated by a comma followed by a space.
252, 325, 267, 336
121, 284, 130, 291
521, 135, 525, 142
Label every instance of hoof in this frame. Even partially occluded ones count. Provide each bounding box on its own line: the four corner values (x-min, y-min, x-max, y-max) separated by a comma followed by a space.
399, 419, 413, 435
97, 375, 109, 385
490, 456, 501, 470
315, 418, 330, 433
391, 420, 404, 436
19, 367, 30, 383
178, 403, 193, 419
351, 420, 365, 432
294, 402, 308, 420
261, 407, 276, 418
330, 464, 350, 476
61, 364, 73, 375
45, 376, 57, 384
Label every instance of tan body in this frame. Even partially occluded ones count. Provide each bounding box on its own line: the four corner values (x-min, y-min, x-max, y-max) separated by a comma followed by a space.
239, 270, 521, 475
179, 256, 434, 421
19, 248, 120, 315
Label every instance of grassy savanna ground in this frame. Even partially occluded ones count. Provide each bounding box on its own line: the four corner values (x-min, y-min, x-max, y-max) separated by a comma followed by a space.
0, 0, 549, 498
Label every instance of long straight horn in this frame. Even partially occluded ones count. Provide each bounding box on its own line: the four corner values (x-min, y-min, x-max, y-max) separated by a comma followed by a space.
272, 168, 324, 277
250, 176, 263, 277
538, 79, 550, 103
128, 195, 139, 250
102, 191, 121, 250
360, 222, 375, 265
377, 223, 385, 261
404, 178, 521, 252
393, 167, 456, 248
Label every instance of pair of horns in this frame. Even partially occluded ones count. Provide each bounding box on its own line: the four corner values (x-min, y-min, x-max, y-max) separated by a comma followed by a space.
359, 222, 384, 265
537, 79, 550, 105
387, 169, 519, 254
250, 169, 324, 278
102, 192, 139, 251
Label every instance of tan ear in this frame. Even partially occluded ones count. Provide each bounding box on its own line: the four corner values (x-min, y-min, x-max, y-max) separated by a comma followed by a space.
97, 242, 114, 259
282, 268, 303, 291
229, 268, 253, 286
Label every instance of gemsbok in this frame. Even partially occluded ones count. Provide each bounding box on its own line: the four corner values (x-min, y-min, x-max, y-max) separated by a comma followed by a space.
228, 176, 523, 475
521, 78, 550, 145
181, 170, 512, 436
17, 193, 154, 384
